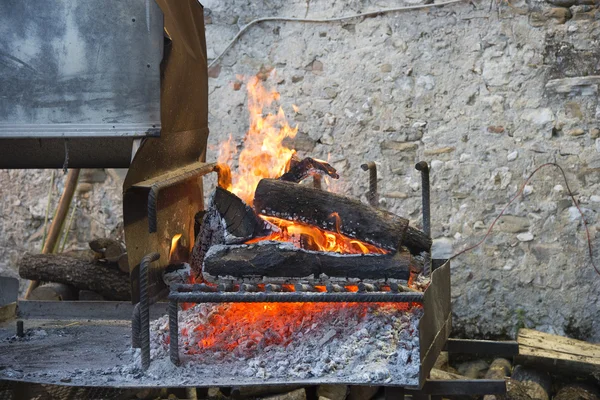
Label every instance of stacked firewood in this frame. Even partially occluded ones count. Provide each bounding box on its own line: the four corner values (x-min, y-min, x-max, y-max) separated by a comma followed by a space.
18, 238, 130, 301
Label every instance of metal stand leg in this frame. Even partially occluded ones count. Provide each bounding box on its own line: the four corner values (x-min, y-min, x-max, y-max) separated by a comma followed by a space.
385, 387, 405, 400
140, 252, 160, 371
169, 299, 180, 365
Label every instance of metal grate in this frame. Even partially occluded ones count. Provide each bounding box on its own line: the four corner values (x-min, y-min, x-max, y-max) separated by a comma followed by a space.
0, 380, 135, 400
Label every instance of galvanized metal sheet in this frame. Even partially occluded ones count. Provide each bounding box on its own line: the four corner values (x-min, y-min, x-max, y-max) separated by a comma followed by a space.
0, 277, 18, 307
0, 0, 163, 138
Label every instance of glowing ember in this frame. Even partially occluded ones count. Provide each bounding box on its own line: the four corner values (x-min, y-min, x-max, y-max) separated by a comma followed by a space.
165, 302, 420, 357
217, 75, 298, 205
246, 215, 388, 255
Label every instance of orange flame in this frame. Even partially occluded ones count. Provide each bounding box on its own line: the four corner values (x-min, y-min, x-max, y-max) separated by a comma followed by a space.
217, 76, 298, 205
246, 215, 388, 255
169, 234, 182, 261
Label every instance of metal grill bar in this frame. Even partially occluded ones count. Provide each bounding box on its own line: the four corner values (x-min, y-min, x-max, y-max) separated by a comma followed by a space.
168, 291, 423, 303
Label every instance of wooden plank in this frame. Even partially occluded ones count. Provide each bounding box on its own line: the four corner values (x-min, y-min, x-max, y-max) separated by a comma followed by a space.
516, 329, 600, 377
519, 328, 600, 358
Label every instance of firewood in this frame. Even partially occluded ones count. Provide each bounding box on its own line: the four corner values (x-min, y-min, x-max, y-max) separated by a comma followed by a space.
213, 186, 268, 240
279, 155, 339, 183
554, 384, 600, 400
263, 389, 306, 400
89, 238, 125, 263
18, 253, 130, 300
483, 358, 512, 400
203, 242, 418, 282
254, 179, 431, 254
516, 328, 600, 378
231, 385, 304, 400
29, 283, 77, 301
510, 366, 551, 400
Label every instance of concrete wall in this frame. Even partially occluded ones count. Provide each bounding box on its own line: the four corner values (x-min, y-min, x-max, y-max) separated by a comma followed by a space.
1, 0, 598, 339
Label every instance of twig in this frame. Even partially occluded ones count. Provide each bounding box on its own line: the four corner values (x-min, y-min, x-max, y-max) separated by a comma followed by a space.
40, 170, 56, 251
450, 163, 598, 276
59, 201, 78, 253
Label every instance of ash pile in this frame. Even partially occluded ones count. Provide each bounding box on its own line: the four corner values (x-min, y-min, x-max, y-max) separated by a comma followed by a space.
149, 301, 423, 386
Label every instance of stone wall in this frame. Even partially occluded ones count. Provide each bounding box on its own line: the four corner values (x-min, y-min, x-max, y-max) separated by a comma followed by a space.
1, 0, 598, 340
202, 0, 600, 339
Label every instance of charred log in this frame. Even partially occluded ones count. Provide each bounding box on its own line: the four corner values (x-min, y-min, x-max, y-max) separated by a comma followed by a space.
203, 242, 421, 282
18, 253, 130, 300
254, 179, 431, 254
213, 186, 268, 239
191, 187, 269, 276
279, 155, 339, 183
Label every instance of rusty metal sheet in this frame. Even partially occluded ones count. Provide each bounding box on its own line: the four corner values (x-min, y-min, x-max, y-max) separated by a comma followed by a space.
416, 260, 452, 389
124, 0, 210, 303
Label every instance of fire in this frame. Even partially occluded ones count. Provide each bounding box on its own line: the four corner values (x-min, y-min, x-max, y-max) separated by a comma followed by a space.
169, 234, 182, 261
180, 302, 419, 356
217, 75, 298, 205
247, 215, 388, 255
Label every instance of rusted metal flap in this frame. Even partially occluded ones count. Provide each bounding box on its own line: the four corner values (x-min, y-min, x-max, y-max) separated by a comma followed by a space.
418, 260, 452, 388
124, 0, 209, 303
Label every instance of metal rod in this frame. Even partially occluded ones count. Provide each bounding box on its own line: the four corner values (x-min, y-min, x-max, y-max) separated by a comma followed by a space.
361, 162, 378, 207
169, 299, 180, 366
131, 303, 141, 348
140, 252, 160, 371
147, 163, 222, 233
16, 320, 24, 337
168, 291, 423, 303
415, 161, 431, 237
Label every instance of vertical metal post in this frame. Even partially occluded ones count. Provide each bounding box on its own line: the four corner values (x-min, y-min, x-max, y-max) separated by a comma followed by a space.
140, 252, 160, 371
415, 161, 431, 237
169, 299, 180, 365
16, 320, 24, 337
361, 162, 378, 207
132, 303, 141, 348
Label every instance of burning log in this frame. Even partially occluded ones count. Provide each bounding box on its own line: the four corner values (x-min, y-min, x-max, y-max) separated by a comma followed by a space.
279, 155, 339, 183
191, 186, 269, 275
18, 253, 130, 300
254, 179, 431, 254
203, 242, 420, 282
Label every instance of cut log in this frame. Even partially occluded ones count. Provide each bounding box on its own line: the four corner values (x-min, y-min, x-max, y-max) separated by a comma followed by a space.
483, 358, 512, 400
254, 179, 431, 254
554, 384, 600, 400
279, 155, 339, 183
89, 238, 125, 263
510, 366, 551, 400
18, 253, 130, 301
516, 328, 600, 378
203, 242, 419, 282
29, 283, 77, 301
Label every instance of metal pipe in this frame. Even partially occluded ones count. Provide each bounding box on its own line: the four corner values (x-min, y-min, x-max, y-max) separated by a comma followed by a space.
169, 299, 180, 365
16, 320, 24, 338
415, 161, 431, 237
168, 291, 423, 303
140, 252, 160, 371
361, 162, 378, 207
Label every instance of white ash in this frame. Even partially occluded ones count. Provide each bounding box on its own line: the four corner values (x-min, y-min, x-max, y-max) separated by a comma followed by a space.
148, 302, 423, 386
